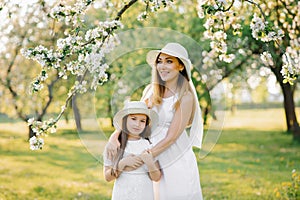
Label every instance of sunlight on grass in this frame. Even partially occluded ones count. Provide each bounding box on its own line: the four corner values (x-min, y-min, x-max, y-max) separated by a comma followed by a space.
0, 108, 299, 199
221, 108, 291, 131
0, 127, 112, 200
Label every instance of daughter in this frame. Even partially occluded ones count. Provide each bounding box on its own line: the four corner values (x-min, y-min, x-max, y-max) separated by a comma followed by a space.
103, 101, 161, 200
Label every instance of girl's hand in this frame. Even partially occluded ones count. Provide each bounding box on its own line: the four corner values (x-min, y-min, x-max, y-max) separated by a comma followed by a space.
119, 154, 144, 171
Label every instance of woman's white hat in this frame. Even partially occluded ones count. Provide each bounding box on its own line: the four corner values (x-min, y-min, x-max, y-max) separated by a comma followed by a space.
146, 42, 192, 80
113, 101, 159, 132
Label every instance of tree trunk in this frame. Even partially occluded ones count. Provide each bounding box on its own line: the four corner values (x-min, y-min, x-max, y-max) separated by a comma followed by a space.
108, 99, 113, 127
279, 81, 300, 140
270, 64, 300, 141
72, 94, 82, 131
28, 124, 35, 139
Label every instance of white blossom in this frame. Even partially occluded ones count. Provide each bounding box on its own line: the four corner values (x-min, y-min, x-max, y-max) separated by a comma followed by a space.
219, 54, 235, 63
216, 0, 227, 5
260, 51, 274, 66
29, 136, 44, 150
27, 118, 35, 125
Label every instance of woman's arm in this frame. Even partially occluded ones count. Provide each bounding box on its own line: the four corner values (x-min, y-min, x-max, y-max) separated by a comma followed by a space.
106, 129, 121, 160
150, 92, 193, 157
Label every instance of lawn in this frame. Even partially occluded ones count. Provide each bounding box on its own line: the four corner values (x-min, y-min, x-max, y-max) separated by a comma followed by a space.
0, 108, 299, 200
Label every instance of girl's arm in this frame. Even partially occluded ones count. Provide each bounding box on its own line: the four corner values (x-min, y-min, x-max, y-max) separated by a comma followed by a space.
150, 92, 193, 157
118, 155, 144, 172
140, 151, 161, 182
104, 166, 117, 182
103, 155, 144, 182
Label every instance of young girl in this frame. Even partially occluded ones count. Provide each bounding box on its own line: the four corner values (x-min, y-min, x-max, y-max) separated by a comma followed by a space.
103, 101, 161, 200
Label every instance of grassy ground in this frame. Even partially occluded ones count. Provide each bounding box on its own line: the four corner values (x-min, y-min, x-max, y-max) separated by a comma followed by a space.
0, 108, 299, 200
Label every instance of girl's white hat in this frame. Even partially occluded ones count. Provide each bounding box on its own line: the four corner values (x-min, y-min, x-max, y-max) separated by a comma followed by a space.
113, 101, 159, 132
146, 42, 192, 80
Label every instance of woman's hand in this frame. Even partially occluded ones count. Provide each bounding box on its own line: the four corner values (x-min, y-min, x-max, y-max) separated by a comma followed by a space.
140, 150, 156, 167
118, 154, 144, 171
106, 141, 120, 160
106, 130, 121, 160
140, 150, 161, 181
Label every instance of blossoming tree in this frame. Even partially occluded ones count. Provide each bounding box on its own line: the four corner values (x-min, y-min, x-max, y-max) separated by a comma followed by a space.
0, 0, 69, 143
196, 0, 300, 140
1, 0, 299, 149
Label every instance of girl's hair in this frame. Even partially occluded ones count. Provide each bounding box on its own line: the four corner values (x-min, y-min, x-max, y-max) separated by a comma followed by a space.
112, 114, 151, 176
151, 53, 195, 125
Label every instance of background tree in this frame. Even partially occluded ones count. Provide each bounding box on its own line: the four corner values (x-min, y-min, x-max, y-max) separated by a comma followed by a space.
0, 1, 62, 139
1, 0, 298, 149
197, 0, 300, 140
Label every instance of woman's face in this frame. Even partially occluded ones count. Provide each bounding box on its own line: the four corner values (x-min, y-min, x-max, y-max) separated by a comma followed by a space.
156, 53, 184, 82
126, 114, 147, 136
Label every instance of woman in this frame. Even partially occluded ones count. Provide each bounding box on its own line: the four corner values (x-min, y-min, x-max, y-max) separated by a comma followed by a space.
107, 43, 203, 200
103, 101, 161, 200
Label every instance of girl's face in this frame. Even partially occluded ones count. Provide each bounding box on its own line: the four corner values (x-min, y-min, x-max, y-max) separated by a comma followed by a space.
156, 53, 184, 82
126, 114, 147, 137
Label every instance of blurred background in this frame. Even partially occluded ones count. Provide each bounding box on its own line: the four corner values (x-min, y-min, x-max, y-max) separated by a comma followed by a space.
0, 0, 299, 199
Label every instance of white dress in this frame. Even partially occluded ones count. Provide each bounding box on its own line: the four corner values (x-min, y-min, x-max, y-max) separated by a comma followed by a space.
103, 139, 154, 200
151, 95, 203, 200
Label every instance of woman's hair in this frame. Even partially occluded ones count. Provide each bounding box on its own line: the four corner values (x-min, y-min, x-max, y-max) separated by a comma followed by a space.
151, 53, 195, 125
112, 114, 151, 175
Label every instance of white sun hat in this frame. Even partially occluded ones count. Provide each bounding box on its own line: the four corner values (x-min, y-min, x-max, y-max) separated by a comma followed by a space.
113, 101, 159, 132
146, 42, 192, 80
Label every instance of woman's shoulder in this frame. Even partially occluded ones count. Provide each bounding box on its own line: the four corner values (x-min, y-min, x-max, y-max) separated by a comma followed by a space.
142, 84, 152, 95
181, 90, 193, 103
141, 84, 152, 101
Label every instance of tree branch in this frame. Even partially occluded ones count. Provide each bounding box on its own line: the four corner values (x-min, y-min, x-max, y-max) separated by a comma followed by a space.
115, 0, 138, 21
39, 73, 60, 118
49, 0, 140, 123
82, 0, 138, 47
223, 0, 235, 12
244, 0, 267, 21
3, 32, 28, 121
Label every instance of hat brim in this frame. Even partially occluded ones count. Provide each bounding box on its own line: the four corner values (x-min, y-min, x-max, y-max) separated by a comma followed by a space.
146, 49, 192, 80
113, 108, 159, 132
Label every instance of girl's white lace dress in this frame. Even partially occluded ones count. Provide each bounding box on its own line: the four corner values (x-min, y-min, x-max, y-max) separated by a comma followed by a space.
151, 95, 203, 200
104, 139, 154, 200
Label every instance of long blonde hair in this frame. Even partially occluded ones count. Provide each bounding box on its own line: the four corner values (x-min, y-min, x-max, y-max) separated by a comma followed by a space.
150, 53, 195, 125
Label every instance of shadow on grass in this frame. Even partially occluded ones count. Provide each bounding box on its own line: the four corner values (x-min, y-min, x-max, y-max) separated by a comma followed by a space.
1, 127, 299, 200
0, 128, 113, 200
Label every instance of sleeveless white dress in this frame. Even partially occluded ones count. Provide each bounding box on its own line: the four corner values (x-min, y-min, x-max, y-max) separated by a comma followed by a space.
151, 95, 203, 200
103, 139, 155, 200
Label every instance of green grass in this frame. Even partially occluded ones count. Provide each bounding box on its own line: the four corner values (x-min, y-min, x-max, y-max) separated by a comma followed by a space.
0, 128, 113, 200
198, 129, 299, 199
0, 108, 299, 199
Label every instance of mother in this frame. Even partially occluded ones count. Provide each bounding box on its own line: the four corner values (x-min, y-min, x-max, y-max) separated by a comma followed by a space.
107, 43, 203, 200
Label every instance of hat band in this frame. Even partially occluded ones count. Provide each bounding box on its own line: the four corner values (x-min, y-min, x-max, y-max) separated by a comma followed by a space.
160, 49, 189, 61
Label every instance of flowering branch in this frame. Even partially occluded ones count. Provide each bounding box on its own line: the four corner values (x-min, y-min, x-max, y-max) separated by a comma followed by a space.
244, 0, 266, 21
23, 0, 174, 150
197, 0, 299, 85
